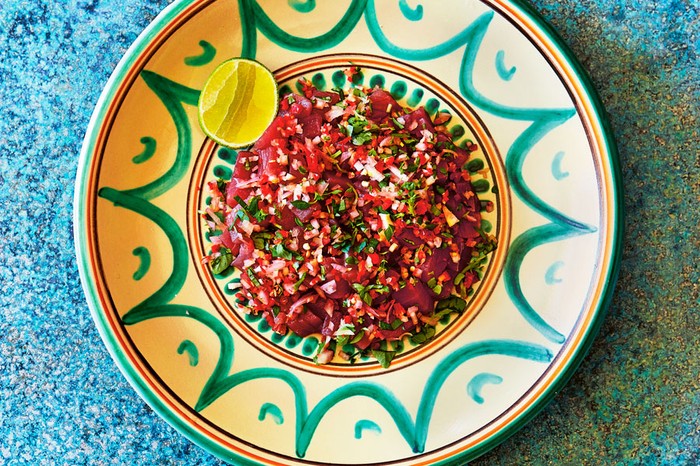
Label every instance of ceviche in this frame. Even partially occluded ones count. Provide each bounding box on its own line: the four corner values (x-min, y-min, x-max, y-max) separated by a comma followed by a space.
203, 71, 496, 367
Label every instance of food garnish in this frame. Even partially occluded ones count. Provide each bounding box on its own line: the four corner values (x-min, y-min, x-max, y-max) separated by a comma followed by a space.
198, 58, 278, 148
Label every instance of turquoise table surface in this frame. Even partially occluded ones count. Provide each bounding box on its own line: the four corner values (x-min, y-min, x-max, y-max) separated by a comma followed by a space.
1, 0, 698, 464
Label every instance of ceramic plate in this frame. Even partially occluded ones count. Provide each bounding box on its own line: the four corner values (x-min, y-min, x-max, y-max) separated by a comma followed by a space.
74, 0, 622, 464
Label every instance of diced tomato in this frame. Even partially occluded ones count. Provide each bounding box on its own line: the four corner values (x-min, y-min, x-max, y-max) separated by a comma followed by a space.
321, 311, 342, 337
327, 278, 352, 299
460, 271, 478, 291
349, 329, 371, 350
392, 281, 435, 315
286, 309, 323, 337
402, 107, 435, 137
298, 111, 323, 139
254, 116, 284, 150
418, 248, 451, 283
231, 239, 255, 268
303, 146, 321, 173
232, 151, 254, 178
288, 94, 313, 118
366, 89, 399, 123
414, 199, 430, 215
291, 202, 321, 223
396, 227, 423, 250
225, 179, 252, 208
313, 90, 342, 105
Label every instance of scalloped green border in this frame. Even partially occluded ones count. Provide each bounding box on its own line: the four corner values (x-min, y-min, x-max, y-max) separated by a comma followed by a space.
73, 0, 623, 464
455, 0, 624, 462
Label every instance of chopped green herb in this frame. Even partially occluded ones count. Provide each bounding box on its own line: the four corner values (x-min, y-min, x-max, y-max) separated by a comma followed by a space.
435, 296, 467, 313
209, 249, 232, 275
335, 322, 356, 336
410, 325, 436, 345
216, 178, 227, 193
350, 330, 365, 344
291, 200, 312, 209
353, 132, 374, 146
384, 225, 395, 241
246, 267, 261, 287
271, 243, 293, 260
372, 349, 397, 368
293, 272, 308, 291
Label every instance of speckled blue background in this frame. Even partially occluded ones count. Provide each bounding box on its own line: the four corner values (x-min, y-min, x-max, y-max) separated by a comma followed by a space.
1, 0, 698, 464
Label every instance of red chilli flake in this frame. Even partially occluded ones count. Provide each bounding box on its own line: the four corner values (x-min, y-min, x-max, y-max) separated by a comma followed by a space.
203, 71, 497, 367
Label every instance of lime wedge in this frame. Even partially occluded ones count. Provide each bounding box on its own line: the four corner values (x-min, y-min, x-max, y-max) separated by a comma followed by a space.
198, 58, 278, 148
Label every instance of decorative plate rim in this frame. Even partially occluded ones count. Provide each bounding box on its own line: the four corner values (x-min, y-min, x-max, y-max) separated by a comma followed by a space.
73, 0, 623, 464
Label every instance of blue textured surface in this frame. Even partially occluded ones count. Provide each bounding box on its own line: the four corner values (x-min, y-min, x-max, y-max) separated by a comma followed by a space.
0, 1, 698, 464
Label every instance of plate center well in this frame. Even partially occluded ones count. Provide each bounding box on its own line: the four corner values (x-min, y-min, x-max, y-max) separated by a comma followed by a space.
187, 54, 509, 376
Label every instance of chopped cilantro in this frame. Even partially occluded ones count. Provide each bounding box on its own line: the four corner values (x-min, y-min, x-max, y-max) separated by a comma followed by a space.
271, 243, 294, 260
435, 296, 467, 313
384, 225, 395, 241
410, 325, 436, 345
350, 331, 365, 344
352, 131, 373, 146
209, 249, 232, 275
245, 268, 261, 287
372, 349, 397, 368
291, 200, 312, 209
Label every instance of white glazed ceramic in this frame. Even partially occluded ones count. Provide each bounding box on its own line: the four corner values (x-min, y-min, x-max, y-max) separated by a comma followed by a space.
74, 1, 622, 464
